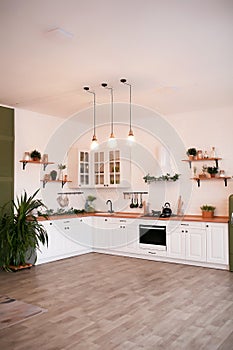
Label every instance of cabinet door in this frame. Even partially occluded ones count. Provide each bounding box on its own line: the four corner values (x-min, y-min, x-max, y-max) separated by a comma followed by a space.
206, 223, 229, 265
167, 227, 186, 259
92, 217, 111, 249
67, 147, 90, 188
55, 218, 92, 254
78, 151, 90, 187
93, 150, 106, 187
110, 221, 128, 252
185, 227, 206, 262
36, 221, 67, 264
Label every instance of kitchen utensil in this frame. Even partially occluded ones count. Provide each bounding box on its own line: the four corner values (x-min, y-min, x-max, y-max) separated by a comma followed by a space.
139, 193, 143, 208
130, 194, 134, 208
135, 193, 139, 208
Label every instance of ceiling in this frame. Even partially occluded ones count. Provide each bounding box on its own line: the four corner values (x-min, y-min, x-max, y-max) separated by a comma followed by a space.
0, 0, 232, 118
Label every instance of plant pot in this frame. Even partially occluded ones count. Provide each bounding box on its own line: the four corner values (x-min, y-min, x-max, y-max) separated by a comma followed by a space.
188, 155, 194, 161
31, 157, 40, 162
202, 210, 214, 219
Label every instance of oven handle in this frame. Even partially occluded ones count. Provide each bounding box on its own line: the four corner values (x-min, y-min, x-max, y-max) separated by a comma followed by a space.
139, 225, 166, 230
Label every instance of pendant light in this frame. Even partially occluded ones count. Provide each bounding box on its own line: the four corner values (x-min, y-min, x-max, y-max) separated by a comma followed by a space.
83, 86, 98, 149
101, 83, 115, 140
120, 78, 135, 140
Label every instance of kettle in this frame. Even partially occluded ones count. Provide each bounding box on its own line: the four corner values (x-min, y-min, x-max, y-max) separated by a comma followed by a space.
160, 202, 172, 217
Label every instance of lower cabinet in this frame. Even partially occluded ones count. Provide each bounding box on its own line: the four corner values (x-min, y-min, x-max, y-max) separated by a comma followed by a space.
167, 222, 207, 262
206, 223, 229, 265
37, 216, 229, 270
37, 218, 92, 264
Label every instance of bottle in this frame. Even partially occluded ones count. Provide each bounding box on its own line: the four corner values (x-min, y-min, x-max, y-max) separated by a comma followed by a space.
210, 147, 216, 159
203, 151, 208, 159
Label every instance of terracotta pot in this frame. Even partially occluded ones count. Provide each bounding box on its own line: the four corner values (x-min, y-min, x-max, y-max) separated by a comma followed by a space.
31, 157, 40, 161
202, 210, 214, 219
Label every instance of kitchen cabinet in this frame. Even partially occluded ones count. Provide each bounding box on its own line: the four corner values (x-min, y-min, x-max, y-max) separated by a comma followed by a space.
92, 217, 111, 249
92, 146, 130, 188
167, 221, 206, 262
109, 218, 138, 253
67, 147, 91, 188
36, 218, 92, 264
206, 223, 229, 265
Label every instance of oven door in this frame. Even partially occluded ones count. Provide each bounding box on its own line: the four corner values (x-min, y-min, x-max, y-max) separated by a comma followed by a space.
139, 224, 166, 250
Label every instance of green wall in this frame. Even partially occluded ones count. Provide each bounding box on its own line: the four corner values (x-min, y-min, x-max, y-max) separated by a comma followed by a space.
0, 106, 14, 208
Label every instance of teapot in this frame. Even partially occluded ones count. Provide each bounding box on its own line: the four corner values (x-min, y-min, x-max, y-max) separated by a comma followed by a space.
160, 202, 172, 217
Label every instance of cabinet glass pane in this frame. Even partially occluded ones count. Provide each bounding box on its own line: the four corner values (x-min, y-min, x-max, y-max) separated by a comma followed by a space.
109, 151, 114, 161
80, 175, 84, 184
80, 163, 84, 173
84, 152, 89, 162
84, 164, 89, 173
115, 150, 120, 160
80, 152, 84, 161
94, 153, 98, 162
100, 152, 104, 162
85, 175, 89, 185
100, 163, 104, 173
109, 162, 114, 173
116, 174, 120, 184
110, 175, 114, 185
100, 175, 104, 184
115, 162, 120, 173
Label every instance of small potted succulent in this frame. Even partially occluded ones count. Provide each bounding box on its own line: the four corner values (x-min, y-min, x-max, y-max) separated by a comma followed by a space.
186, 148, 197, 160
200, 205, 216, 219
207, 166, 218, 178
30, 150, 41, 161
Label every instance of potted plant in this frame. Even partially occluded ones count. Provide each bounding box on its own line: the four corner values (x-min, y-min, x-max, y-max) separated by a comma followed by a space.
0, 189, 48, 271
58, 163, 66, 180
186, 148, 197, 160
84, 195, 96, 213
200, 205, 216, 219
207, 166, 218, 177
30, 149, 41, 161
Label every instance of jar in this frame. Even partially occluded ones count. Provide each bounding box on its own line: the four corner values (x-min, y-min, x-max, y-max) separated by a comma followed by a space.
23, 152, 30, 161
219, 170, 225, 178
197, 150, 203, 159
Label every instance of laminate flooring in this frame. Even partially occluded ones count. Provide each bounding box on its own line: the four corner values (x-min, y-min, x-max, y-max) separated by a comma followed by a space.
0, 253, 233, 350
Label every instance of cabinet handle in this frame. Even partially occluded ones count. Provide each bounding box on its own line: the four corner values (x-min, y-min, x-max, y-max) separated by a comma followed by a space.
206, 225, 209, 228
185, 230, 188, 233
181, 223, 189, 226
182, 230, 184, 233
148, 251, 157, 255
49, 222, 52, 226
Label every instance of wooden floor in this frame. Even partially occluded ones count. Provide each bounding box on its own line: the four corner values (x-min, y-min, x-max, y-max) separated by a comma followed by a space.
0, 253, 233, 350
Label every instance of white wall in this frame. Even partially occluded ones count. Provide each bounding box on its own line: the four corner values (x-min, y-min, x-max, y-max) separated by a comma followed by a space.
14, 104, 233, 216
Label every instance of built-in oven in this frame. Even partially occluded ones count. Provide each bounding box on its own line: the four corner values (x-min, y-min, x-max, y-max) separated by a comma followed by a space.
139, 224, 166, 250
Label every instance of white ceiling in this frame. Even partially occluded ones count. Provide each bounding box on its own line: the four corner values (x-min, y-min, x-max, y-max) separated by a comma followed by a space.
0, 0, 232, 118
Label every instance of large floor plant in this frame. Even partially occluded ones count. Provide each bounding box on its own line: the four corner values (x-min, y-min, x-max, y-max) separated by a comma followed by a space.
0, 189, 48, 271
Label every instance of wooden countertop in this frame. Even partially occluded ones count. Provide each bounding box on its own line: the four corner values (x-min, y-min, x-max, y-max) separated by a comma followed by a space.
37, 213, 229, 223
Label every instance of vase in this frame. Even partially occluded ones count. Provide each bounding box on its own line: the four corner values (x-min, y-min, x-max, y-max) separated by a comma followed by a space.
202, 210, 214, 219
50, 170, 57, 181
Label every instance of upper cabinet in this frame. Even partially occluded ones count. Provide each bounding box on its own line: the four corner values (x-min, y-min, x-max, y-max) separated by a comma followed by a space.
93, 146, 130, 188
67, 148, 90, 188
67, 145, 131, 188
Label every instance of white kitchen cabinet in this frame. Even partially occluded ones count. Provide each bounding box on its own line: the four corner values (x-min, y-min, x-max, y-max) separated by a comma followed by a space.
36, 220, 67, 264
109, 218, 138, 253
55, 217, 92, 252
36, 218, 92, 264
206, 223, 229, 265
92, 217, 111, 249
67, 147, 91, 188
92, 145, 130, 188
167, 221, 206, 262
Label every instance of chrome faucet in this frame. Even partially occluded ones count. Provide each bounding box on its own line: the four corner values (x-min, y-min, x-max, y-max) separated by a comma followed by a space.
106, 199, 114, 213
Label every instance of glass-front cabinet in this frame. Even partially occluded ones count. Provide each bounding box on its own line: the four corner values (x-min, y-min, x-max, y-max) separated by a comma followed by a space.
79, 151, 89, 187
67, 148, 90, 188
93, 147, 130, 188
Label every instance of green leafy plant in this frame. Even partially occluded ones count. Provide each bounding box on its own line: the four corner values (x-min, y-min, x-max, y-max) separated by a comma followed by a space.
0, 189, 48, 271
207, 166, 218, 175
186, 148, 197, 156
58, 164, 66, 170
30, 149, 41, 160
143, 173, 180, 184
200, 205, 216, 211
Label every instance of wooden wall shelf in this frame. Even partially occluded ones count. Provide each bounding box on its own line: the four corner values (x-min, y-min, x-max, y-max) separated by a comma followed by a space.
182, 158, 222, 169
41, 179, 72, 188
191, 177, 231, 187
20, 160, 54, 171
